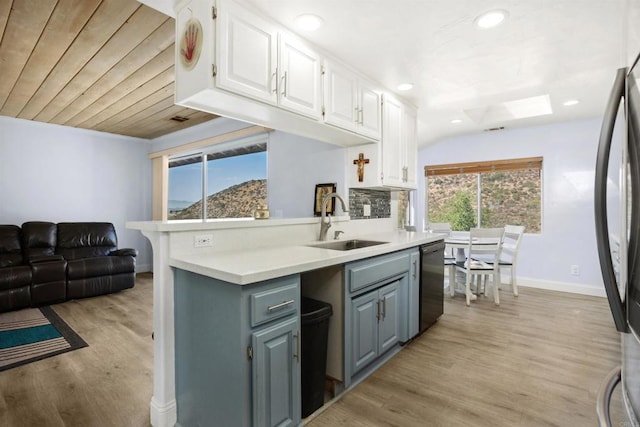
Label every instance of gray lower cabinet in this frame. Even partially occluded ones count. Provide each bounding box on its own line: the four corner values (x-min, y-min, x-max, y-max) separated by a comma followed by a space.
344, 248, 418, 384
252, 317, 301, 427
351, 280, 400, 374
174, 268, 301, 427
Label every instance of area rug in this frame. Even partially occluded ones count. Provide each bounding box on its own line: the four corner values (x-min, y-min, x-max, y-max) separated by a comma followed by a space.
0, 306, 88, 372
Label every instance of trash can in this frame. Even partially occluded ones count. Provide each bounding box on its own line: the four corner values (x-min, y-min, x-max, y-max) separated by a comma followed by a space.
300, 297, 333, 418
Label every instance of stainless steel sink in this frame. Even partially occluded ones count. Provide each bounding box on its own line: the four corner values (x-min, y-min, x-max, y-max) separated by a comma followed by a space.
306, 239, 388, 251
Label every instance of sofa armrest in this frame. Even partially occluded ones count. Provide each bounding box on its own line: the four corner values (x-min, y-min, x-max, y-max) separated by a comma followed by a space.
29, 255, 65, 264
110, 248, 138, 257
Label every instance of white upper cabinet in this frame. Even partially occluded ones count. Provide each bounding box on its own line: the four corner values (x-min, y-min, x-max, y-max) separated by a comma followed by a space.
217, 0, 278, 105
348, 94, 417, 190
359, 82, 383, 139
323, 60, 381, 140
217, 0, 321, 119
173, 0, 403, 147
278, 33, 322, 119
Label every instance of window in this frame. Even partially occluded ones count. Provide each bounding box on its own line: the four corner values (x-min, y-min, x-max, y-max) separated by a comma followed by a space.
168, 137, 267, 220
425, 157, 542, 232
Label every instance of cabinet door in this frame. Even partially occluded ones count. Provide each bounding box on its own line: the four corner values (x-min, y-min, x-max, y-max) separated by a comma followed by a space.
279, 33, 322, 119
381, 94, 404, 187
351, 291, 379, 374
378, 281, 400, 354
217, 0, 278, 105
358, 82, 382, 140
403, 105, 418, 189
323, 61, 357, 132
252, 317, 301, 427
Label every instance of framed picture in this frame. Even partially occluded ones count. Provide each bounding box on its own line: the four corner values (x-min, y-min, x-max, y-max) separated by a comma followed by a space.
314, 183, 337, 216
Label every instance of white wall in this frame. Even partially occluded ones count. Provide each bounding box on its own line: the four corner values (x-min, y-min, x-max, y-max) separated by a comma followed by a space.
417, 117, 614, 295
0, 116, 153, 270
149, 117, 348, 218
267, 131, 347, 218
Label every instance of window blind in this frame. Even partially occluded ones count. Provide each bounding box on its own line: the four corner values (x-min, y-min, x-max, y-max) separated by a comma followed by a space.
424, 156, 543, 176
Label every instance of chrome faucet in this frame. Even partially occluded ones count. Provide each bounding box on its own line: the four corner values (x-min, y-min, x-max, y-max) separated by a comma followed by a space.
319, 192, 349, 241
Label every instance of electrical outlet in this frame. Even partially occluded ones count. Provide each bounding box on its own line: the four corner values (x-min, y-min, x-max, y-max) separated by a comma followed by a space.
363, 204, 371, 217
570, 265, 580, 276
194, 234, 213, 247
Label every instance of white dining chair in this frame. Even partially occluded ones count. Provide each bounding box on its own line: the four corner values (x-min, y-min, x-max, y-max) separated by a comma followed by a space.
428, 222, 457, 293
473, 224, 525, 297
498, 225, 525, 297
455, 227, 504, 306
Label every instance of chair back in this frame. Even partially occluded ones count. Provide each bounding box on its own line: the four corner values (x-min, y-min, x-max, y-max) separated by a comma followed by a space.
468, 227, 504, 266
428, 222, 452, 236
502, 225, 525, 264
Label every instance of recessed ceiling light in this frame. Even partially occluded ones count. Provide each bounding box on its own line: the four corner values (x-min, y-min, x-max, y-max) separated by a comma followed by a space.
294, 14, 323, 31
563, 99, 580, 107
397, 83, 413, 91
451, 119, 462, 124
474, 10, 508, 29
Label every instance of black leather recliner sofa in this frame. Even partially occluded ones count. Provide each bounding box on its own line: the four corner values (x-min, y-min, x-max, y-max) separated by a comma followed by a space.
0, 222, 137, 313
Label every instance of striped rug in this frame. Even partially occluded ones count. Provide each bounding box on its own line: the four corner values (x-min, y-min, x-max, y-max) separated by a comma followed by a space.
0, 306, 87, 371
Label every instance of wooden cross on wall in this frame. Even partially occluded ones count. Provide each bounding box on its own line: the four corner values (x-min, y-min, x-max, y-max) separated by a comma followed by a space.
353, 153, 370, 182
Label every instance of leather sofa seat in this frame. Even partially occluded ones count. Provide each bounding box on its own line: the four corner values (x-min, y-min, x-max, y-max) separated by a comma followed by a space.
57, 222, 136, 299
21, 221, 67, 306
0, 222, 137, 312
0, 225, 32, 312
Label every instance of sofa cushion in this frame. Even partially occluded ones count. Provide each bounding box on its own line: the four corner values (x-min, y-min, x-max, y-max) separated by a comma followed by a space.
22, 221, 57, 259
56, 222, 117, 260
66, 256, 135, 280
0, 265, 32, 291
0, 225, 24, 268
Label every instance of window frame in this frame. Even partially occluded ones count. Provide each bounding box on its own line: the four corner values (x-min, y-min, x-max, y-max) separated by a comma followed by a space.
424, 157, 543, 233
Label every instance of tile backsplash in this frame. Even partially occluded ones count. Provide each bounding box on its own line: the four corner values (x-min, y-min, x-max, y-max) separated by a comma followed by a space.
349, 189, 391, 219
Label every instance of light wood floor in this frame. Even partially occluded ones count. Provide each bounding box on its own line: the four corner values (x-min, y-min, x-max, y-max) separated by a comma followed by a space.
0, 275, 627, 426
309, 287, 626, 427
0, 273, 154, 427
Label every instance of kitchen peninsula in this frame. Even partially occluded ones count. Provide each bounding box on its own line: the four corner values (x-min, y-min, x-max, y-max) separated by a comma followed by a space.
128, 217, 443, 427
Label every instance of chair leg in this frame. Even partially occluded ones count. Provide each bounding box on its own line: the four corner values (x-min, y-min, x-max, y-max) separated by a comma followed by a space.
449, 265, 456, 297
465, 273, 472, 306
493, 271, 500, 305
511, 266, 518, 297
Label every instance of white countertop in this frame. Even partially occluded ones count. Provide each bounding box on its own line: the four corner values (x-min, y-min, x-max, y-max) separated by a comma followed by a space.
169, 231, 444, 285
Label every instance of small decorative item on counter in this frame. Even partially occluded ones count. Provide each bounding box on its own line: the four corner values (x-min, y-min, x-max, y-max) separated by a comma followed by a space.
254, 205, 270, 219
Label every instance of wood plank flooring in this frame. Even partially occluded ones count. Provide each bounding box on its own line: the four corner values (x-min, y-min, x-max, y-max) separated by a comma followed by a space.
309, 287, 626, 427
0, 274, 153, 427
0, 275, 626, 426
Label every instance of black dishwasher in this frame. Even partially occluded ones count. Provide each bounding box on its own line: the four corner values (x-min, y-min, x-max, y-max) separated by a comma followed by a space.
419, 240, 445, 334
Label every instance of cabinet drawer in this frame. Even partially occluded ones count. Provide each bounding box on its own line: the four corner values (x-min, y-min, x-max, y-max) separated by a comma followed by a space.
347, 251, 410, 294
250, 283, 298, 327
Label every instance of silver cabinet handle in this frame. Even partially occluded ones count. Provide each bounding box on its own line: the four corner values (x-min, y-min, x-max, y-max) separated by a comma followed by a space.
359, 107, 364, 125
382, 297, 386, 320
281, 71, 287, 96
354, 106, 359, 123
267, 299, 295, 312
271, 70, 278, 94
293, 332, 300, 363
376, 300, 381, 321
412, 260, 417, 280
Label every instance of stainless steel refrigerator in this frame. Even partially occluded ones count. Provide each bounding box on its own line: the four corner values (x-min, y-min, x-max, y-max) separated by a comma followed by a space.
595, 52, 640, 426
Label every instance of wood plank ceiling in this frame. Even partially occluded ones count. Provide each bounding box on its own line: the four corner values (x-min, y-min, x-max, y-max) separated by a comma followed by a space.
0, 0, 218, 140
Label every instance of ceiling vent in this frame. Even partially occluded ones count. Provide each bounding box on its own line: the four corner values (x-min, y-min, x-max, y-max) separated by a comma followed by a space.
170, 116, 189, 122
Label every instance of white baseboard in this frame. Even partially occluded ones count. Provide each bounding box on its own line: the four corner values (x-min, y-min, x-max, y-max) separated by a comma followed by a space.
136, 263, 152, 273
517, 276, 606, 297
150, 397, 177, 427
